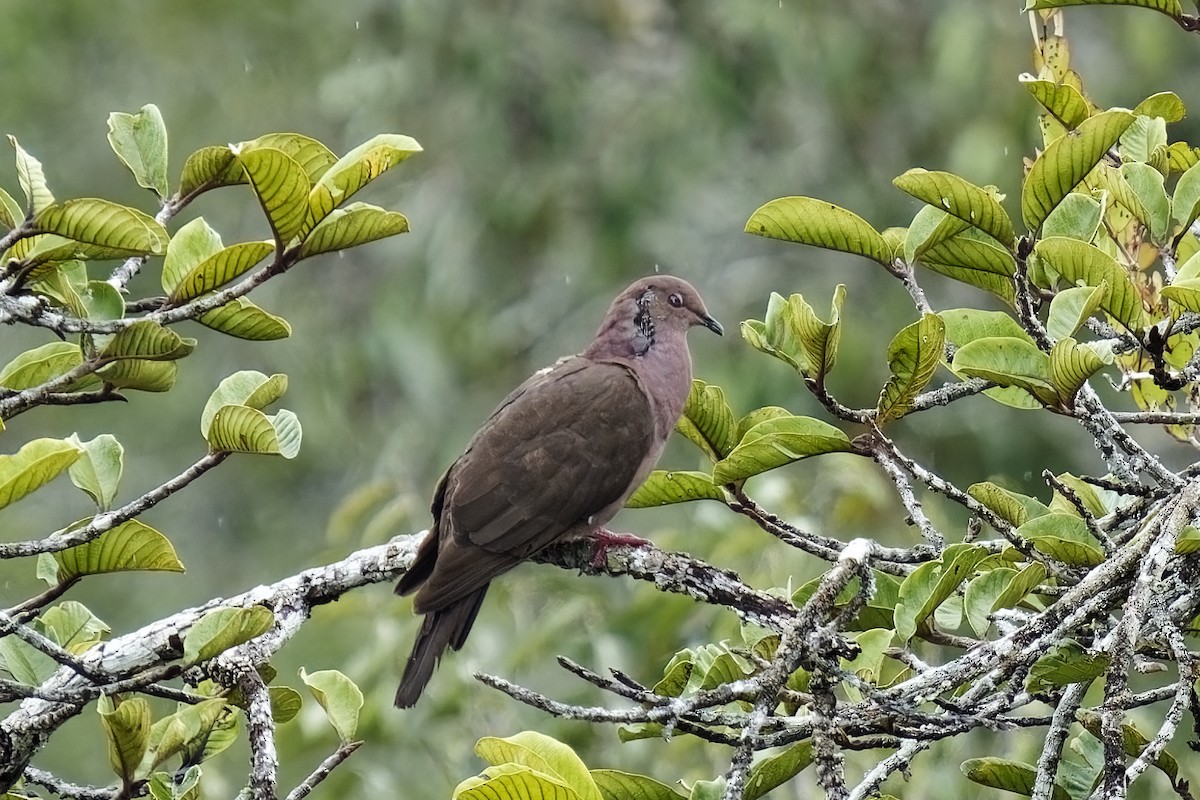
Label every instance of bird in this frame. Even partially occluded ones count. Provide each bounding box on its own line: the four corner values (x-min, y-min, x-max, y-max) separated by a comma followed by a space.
393, 274, 722, 708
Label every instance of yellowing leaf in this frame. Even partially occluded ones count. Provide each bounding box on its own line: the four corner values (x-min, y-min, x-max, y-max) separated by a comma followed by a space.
745, 196, 891, 265
1022, 109, 1135, 231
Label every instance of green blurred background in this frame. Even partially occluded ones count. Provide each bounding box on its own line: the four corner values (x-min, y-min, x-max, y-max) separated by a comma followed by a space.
3, 1, 1198, 797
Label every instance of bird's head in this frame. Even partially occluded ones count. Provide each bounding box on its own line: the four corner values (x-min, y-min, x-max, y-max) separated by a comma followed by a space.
626, 275, 723, 339
586, 275, 722, 360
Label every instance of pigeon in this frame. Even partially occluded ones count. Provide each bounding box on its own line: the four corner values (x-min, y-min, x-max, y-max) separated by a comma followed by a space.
394, 275, 722, 707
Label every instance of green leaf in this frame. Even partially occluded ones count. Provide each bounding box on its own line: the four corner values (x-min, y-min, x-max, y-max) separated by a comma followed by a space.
749, 292, 806, 372
745, 196, 891, 265
782, 284, 849, 381
233, 144, 310, 245
1171, 158, 1200, 238
1162, 278, 1200, 313
474, 731, 601, 800
876, 314, 945, 424
1041, 191, 1103, 242
107, 104, 169, 198
964, 568, 1015, 637
250, 133, 338, 183
205, 406, 301, 458
1169, 141, 1200, 173
196, 297, 291, 340
200, 371, 289, 437
592, 770, 682, 800
455, 764, 582, 800
961, 757, 1070, 800
40, 600, 110, 652
168, 241, 273, 302
67, 433, 124, 510
34, 199, 167, 255
0, 342, 85, 391
1017, 512, 1105, 567
735, 406, 793, 441
147, 766, 202, 800
712, 416, 852, 485
626, 470, 726, 508
1023, 0, 1182, 20
1046, 282, 1108, 342
269, 686, 303, 723
894, 544, 989, 642
160, 217, 223, 294
994, 562, 1048, 611
1133, 91, 1186, 122
904, 206, 968, 263
1022, 109, 1135, 231
1176, 525, 1200, 554
9, 135, 54, 213
299, 202, 410, 258
98, 695, 151, 785
1049, 338, 1110, 406
300, 668, 364, 742
1035, 237, 1146, 331
184, 606, 274, 664
676, 380, 737, 460
100, 320, 194, 361
82, 280, 125, 322
0, 185, 23, 228
953, 336, 1056, 405
1120, 115, 1169, 166
97, 359, 178, 392
967, 482, 1052, 527
1021, 77, 1089, 129
0, 635, 57, 684
744, 743, 814, 800
178, 145, 244, 198
893, 168, 1015, 245
0, 437, 83, 510
1121, 162, 1170, 243
303, 134, 422, 238
1027, 639, 1109, 693
144, 698, 228, 774
51, 520, 184, 582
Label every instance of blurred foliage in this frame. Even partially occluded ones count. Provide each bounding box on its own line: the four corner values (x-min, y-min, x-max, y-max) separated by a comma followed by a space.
4, 0, 1200, 798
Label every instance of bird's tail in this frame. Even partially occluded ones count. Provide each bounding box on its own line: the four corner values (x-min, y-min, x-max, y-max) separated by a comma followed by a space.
394, 585, 489, 708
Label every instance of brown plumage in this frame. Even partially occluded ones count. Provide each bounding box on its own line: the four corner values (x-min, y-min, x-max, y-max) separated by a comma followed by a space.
394, 275, 722, 707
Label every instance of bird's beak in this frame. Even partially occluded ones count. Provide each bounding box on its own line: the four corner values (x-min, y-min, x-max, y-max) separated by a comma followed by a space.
701, 314, 724, 336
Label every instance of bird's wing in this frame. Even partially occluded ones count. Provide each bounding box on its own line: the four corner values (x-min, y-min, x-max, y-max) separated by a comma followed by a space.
446, 357, 657, 559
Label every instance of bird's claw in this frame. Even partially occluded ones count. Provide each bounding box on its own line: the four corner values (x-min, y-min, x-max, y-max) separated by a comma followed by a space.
588, 528, 651, 567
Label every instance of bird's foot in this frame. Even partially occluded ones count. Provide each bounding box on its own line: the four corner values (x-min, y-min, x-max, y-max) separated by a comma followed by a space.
589, 528, 652, 566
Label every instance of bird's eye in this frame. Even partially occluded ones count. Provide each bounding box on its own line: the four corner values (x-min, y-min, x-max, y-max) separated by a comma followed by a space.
668, 293, 684, 308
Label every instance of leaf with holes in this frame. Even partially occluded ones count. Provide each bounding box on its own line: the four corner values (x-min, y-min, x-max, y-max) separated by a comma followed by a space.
893, 168, 1014, 245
